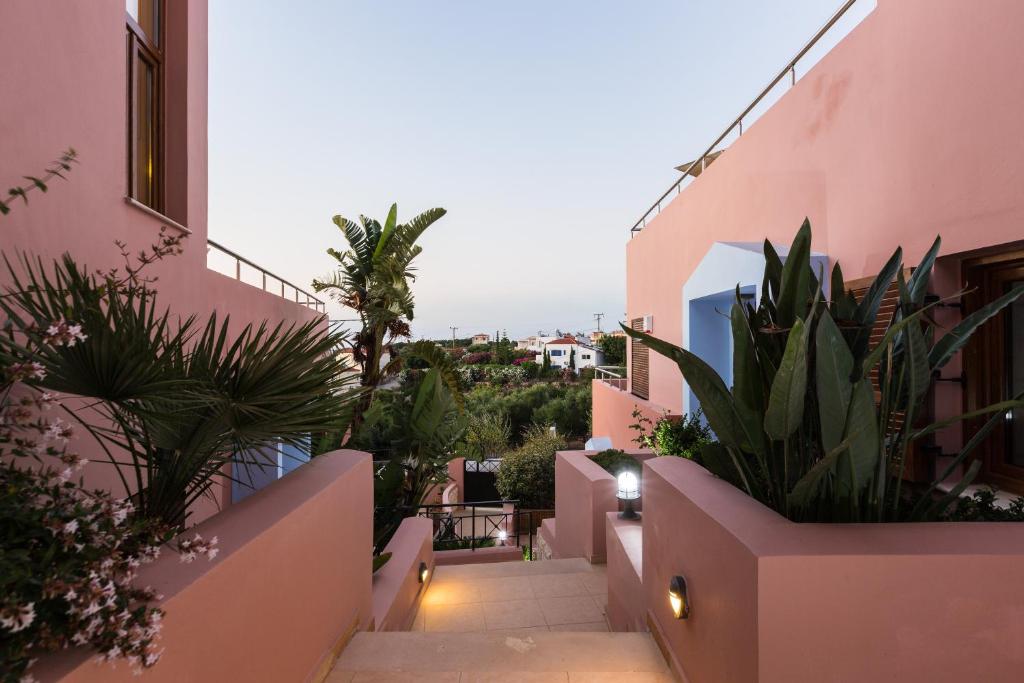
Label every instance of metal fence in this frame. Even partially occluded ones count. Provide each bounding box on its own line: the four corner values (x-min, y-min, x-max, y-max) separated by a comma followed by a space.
409, 500, 553, 560
207, 239, 327, 313
629, 0, 868, 235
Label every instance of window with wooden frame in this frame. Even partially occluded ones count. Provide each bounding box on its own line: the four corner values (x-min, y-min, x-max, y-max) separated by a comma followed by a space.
962, 251, 1024, 492
126, 0, 163, 211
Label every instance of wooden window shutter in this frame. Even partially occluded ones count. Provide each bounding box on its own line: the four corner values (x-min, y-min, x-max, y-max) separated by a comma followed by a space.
630, 317, 649, 400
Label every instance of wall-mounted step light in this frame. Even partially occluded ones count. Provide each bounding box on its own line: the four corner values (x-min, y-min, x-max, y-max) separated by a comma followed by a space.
669, 575, 690, 620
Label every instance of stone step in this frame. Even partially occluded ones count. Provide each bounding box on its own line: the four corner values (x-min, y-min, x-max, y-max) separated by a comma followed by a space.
330, 631, 671, 681
430, 557, 599, 581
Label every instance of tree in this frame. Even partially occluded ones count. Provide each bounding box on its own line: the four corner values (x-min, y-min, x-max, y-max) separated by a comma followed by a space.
598, 334, 626, 366
312, 203, 446, 439
542, 349, 552, 375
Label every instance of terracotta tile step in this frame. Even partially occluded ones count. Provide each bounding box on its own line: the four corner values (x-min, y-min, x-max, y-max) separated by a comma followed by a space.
332, 632, 670, 676
430, 557, 600, 581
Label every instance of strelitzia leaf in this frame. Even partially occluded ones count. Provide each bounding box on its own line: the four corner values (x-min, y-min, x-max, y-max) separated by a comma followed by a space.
815, 311, 853, 453
929, 284, 1024, 370
764, 317, 809, 440
775, 219, 811, 327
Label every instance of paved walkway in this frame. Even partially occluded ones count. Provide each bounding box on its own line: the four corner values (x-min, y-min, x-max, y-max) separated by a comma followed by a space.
329, 559, 673, 682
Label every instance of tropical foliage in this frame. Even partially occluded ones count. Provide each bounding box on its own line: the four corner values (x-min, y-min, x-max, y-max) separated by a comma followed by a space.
624, 220, 1024, 522
464, 383, 591, 445
0, 244, 353, 529
355, 366, 467, 553
312, 203, 446, 438
630, 409, 712, 459
495, 425, 565, 509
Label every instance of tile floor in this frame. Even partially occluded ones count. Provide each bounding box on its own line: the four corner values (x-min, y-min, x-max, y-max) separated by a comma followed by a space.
413, 563, 610, 634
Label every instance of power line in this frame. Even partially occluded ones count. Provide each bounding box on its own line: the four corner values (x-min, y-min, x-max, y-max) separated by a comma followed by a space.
593, 313, 604, 332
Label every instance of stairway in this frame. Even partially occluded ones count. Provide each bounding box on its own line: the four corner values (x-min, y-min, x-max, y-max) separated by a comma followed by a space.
328, 558, 673, 682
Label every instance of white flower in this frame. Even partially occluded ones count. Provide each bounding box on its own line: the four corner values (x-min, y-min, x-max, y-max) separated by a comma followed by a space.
0, 603, 36, 633
64, 519, 79, 535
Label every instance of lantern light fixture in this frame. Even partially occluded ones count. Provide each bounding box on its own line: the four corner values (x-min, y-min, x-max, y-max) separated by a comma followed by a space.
617, 471, 640, 520
669, 575, 690, 620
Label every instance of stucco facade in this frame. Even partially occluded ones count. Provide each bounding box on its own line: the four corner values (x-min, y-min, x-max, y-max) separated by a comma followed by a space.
0, 0, 323, 515
597, 0, 1024, 480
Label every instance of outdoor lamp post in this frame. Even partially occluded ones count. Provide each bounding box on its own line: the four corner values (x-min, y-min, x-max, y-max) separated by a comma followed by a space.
498, 529, 508, 545
617, 471, 640, 520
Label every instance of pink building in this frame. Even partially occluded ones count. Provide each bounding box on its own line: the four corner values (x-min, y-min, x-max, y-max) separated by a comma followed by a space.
594, 0, 1024, 495
0, 0, 325, 515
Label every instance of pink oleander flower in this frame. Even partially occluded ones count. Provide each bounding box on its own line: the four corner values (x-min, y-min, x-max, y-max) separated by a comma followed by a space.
7, 362, 46, 382
178, 533, 219, 563
0, 603, 36, 633
43, 320, 88, 347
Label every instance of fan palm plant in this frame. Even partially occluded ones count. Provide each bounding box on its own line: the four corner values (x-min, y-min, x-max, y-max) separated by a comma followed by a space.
624, 220, 1024, 522
0, 251, 355, 529
312, 203, 446, 439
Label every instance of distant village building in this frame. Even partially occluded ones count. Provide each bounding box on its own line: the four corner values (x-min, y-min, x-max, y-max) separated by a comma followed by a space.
536, 336, 605, 372
471, 333, 491, 345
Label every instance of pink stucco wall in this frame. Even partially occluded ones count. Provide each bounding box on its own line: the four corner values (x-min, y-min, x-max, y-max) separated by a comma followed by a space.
591, 379, 671, 449
643, 456, 1024, 683
31, 450, 373, 683
373, 516, 433, 631
552, 450, 655, 563
614, 0, 1024, 439
605, 512, 645, 633
0, 1, 323, 514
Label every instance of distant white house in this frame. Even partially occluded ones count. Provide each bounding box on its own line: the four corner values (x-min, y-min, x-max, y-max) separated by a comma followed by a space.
536, 336, 604, 373
518, 335, 557, 353
471, 333, 491, 345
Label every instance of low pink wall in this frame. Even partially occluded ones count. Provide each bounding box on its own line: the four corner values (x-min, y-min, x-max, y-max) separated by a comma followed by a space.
373, 517, 433, 631
643, 456, 1024, 683
32, 450, 373, 683
553, 450, 655, 563
591, 380, 669, 450
605, 512, 644, 633
554, 451, 617, 563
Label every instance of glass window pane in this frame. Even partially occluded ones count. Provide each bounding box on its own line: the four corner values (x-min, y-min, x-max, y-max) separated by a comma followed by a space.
127, 0, 159, 45
134, 54, 155, 207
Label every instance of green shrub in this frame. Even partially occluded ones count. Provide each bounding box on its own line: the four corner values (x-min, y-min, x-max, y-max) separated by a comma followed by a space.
433, 537, 497, 551
465, 383, 592, 445
459, 413, 511, 460
590, 449, 641, 477
652, 411, 712, 458
495, 426, 566, 508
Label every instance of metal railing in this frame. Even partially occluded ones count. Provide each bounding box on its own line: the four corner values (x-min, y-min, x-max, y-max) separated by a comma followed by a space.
629, 0, 864, 235
594, 366, 627, 389
410, 500, 552, 560
207, 239, 327, 314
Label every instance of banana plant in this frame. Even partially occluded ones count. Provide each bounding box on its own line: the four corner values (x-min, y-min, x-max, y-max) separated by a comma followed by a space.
624, 220, 1024, 522
312, 203, 447, 440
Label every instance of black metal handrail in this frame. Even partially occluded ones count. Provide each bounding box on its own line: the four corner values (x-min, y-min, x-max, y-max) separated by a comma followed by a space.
629, 0, 863, 235
207, 239, 327, 313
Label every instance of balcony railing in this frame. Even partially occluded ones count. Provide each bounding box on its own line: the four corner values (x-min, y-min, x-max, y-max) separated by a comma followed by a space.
207, 239, 326, 314
594, 365, 627, 389
629, 0, 868, 235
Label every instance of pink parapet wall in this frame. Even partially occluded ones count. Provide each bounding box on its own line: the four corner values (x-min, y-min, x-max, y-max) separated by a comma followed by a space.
373, 517, 433, 632
31, 450, 373, 683
552, 450, 655, 563
642, 456, 1024, 683
591, 379, 670, 450
620, 0, 1024, 434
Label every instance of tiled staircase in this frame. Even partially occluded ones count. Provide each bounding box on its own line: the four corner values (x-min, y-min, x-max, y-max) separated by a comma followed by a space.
328, 558, 673, 682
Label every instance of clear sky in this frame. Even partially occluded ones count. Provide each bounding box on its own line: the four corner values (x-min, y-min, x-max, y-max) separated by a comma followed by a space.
208, 1, 871, 340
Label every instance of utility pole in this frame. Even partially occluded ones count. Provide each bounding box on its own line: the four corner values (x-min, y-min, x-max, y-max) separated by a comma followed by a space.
449, 326, 458, 350
593, 313, 604, 332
